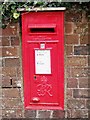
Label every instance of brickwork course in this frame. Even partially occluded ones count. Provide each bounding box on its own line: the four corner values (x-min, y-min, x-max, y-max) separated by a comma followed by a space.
1, 8, 90, 119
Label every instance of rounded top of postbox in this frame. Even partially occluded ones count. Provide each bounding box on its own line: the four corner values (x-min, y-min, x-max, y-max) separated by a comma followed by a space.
17, 7, 66, 12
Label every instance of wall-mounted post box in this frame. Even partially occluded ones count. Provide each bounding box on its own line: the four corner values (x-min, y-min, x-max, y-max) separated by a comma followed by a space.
22, 8, 65, 110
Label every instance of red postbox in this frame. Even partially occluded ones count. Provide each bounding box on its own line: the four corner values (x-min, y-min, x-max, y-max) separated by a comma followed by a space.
22, 8, 65, 110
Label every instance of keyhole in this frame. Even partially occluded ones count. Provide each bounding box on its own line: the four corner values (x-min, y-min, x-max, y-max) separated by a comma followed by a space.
34, 76, 37, 80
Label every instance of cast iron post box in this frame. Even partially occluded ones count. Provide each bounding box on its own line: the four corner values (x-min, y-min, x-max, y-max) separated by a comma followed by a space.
22, 8, 65, 110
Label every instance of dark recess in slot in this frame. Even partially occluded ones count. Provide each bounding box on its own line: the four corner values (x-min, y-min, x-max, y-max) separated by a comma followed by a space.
30, 28, 55, 33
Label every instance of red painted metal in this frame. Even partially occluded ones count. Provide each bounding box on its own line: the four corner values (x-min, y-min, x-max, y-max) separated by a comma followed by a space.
22, 11, 64, 110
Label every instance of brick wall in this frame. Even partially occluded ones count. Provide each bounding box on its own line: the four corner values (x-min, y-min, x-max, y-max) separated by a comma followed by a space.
1, 10, 90, 119
65, 10, 90, 118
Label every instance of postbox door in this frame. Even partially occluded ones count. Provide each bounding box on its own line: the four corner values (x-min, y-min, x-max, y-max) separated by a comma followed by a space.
25, 41, 64, 109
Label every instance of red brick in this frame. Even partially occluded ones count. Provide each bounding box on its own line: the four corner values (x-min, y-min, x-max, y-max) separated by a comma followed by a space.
2, 76, 21, 88
82, 11, 88, 23
73, 89, 90, 98
2, 109, 16, 118
2, 76, 11, 87
65, 46, 73, 55
0, 48, 2, 57
67, 109, 88, 118
0, 58, 2, 67
66, 35, 79, 44
86, 100, 90, 109
37, 110, 51, 118
66, 89, 73, 99
11, 36, 19, 46
5, 58, 20, 67
2, 88, 20, 98
71, 68, 89, 77
67, 99, 86, 109
2, 99, 22, 108
66, 57, 88, 67
65, 10, 82, 22
0, 28, 2, 36
2, 47, 19, 57
16, 67, 21, 78
2, 67, 17, 77
52, 110, 65, 118
74, 46, 90, 55
79, 78, 89, 88
88, 22, 90, 33
11, 77, 21, 88
66, 68, 71, 77
16, 109, 23, 118
67, 78, 78, 88
65, 22, 73, 34
88, 56, 90, 66
80, 34, 90, 44
2, 37, 10, 46
2, 23, 18, 36
89, 111, 90, 118
73, 23, 88, 34
24, 110, 36, 118
0, 37, 1, 46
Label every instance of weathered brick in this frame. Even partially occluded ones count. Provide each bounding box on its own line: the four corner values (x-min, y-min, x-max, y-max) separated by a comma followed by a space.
66, 89, 73, 99
0, 37, 2, 46
74, 45, 90, 55
66, 35, 79, 44
86, 100, 90, 109
2, 76, 11, 87
0, 48, 2, 57
79, 78, 89, 88
73, 23, 88, 34
16, 67, 21, 78
24, 110, 36, 118
2, 88, 20, 98
65, 22, 73, 34
66, 57, 88, 67
67, 109, 88, 118
80, 34, 90, 44
52, 110, 65, 118
37, 110, 51, 118
2, 67, 17, 77
11, 77, 21, 88
2, 23, 18, 36
66, 109, 71, 118
67, 99, 86, 109
2, 76, 21, 88
1, 37, 10, 46
2, 99, 22, 109
73, 89, 90, 98
88, 56, 90, 66
82, 11, 88, 23
2, 47, 19, 57
71, 68, 90, 77
65, 10, 82, 22
67, 78, 78, 88
66, 68, 71, 77
88, 110, 90, 118
5, 58, 20, 67
11, 36, 19, 46
65, 46, 73, 55
2, 109, 16, 118
0, 58, 2, 67
16, 109, 23, 118
88, 22, 90, 33
0, 99, 2, 109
